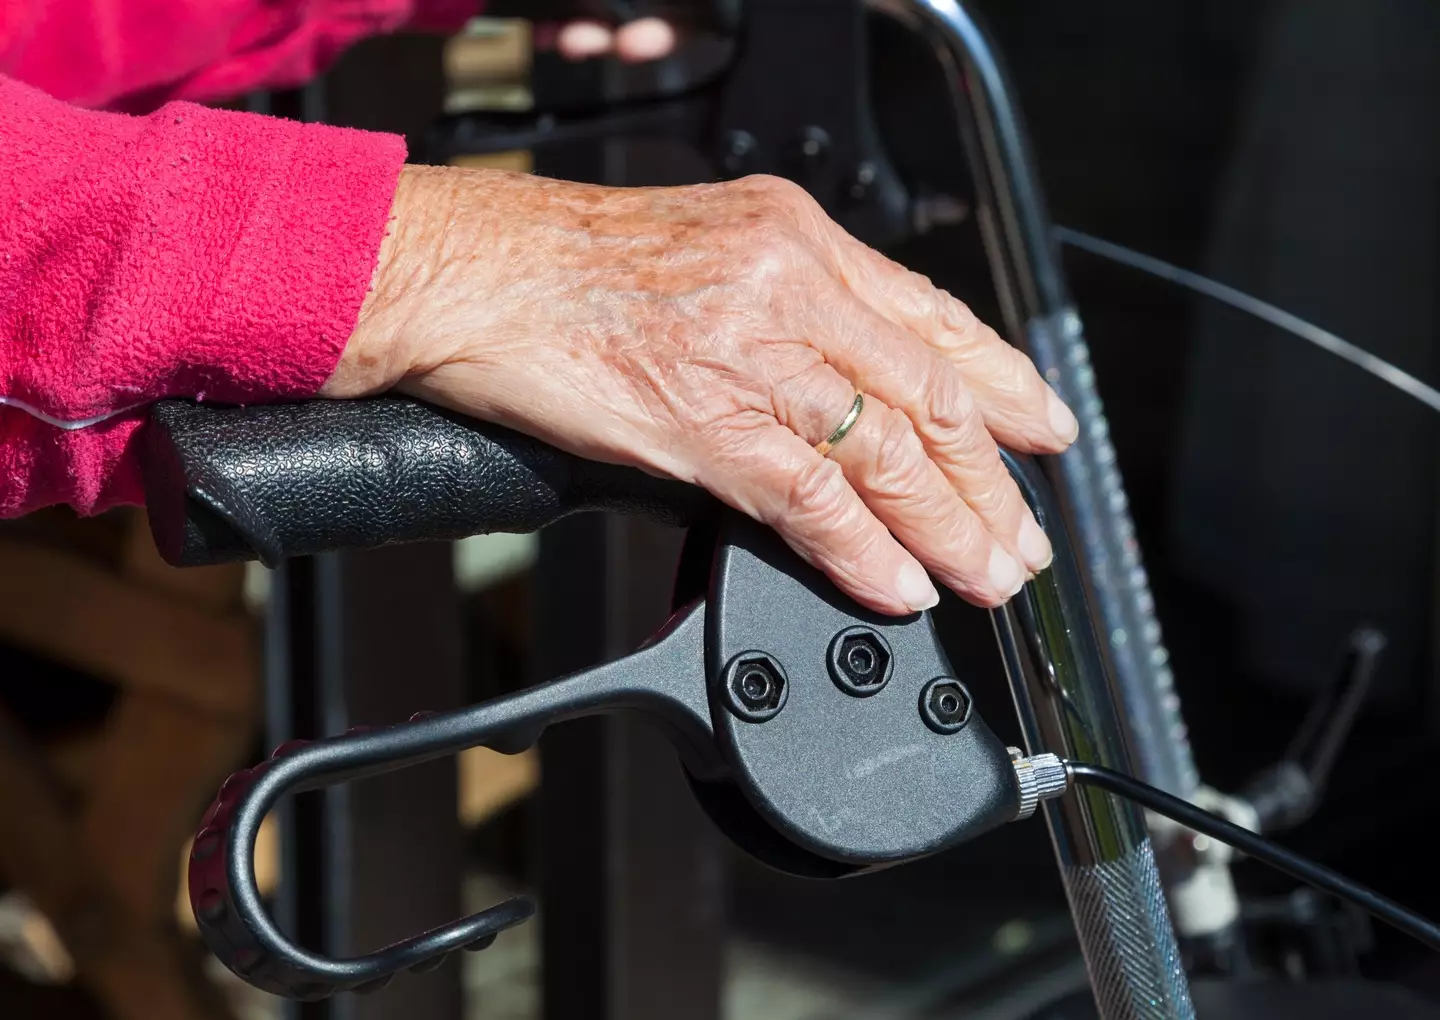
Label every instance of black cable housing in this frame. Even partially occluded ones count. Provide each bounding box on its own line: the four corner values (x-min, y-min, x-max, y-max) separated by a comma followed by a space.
1065, 760, 1440, 953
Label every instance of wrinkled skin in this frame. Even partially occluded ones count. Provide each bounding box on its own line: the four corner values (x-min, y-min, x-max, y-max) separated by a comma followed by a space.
550, 17, 677, 62
329, 166, 1079, 616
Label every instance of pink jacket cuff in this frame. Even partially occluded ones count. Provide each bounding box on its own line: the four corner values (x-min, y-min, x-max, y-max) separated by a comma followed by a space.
0, 75, 407, 516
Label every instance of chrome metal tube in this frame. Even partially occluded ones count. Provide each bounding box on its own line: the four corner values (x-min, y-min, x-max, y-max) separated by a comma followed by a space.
864, 1, 1204, 1004
872, 0, 1197, 800
996, 454, 1194, 1020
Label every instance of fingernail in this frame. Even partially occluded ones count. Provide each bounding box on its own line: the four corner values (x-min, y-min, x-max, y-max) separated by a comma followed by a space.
1017, 516, 1054, 571
897, 561, 941, 611
617, 17, 677, 61
558, 22, 613, 58
1046, 389, 1080, 444
988, 545, 1026, 598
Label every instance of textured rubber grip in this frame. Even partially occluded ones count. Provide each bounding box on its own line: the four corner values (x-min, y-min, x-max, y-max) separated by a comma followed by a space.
141, 399, 709, 567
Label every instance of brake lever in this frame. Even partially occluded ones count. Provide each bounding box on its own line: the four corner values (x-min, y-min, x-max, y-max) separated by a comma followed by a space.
188, 511, 1024, 1000
188, 601, 716, 1000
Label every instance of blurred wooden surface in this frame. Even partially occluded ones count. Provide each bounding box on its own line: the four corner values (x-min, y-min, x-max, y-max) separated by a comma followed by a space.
0, 509, 259, 1020
0, 21, 544, 1018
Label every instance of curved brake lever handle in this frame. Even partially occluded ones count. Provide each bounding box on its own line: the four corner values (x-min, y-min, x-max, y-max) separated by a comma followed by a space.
191, 732, 534, 1000
189, 605, 716, 1000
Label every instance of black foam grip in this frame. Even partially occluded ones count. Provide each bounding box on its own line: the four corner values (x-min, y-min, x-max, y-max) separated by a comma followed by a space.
141, 398, 710, 568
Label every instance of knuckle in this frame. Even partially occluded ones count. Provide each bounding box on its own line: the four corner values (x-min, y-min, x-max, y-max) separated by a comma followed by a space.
696, 408, 779, 465
740, 173, 812, 210
769, 357, 845, 434
733, 175, 830, 238
956, 441, 1011, 493
945, 515, 993, 564
738, 243, 793, 289
868, 408, 931, 492
731, 232, 807, 291
938, 291, 980, 334
922, 367, 984, 438
791, 361, 845, 407
896, 268, 942, 322
946, 438, 1023, 520
929, 302, 990, 359
992, 350, 1046, 401
765, 343, 828, 388
906, 266, 937, 291
786, 455, 850, 525
962, 476, 1019, 521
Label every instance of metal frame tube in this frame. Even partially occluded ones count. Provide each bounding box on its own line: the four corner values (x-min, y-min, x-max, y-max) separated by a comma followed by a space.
873, 0, 1197, 801
997, 455, 1194, 1019
870, 2, 1207, 1013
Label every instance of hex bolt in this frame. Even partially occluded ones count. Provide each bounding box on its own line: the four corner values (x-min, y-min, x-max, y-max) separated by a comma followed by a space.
794, 125, 832, 181
920, 677, 973, 734
723, 652, 788, 723
722, 130, 759, 176
849, 160, 878, 201
828, 627, 894, 697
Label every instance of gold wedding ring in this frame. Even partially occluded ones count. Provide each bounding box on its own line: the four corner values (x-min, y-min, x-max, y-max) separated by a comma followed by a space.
814, 393, 864, 457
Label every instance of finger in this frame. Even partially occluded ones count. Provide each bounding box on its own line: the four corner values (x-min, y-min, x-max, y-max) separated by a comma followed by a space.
613, 18, 677, 62
556, 21, 615, 60
803, 295, 1055, 574
823, 229, 1079, 452
767, 360, 1030, 606
695, 415, 941, 615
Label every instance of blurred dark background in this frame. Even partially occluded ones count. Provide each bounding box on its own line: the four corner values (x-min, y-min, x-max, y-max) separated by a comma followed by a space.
3, 1, 1439, 1017
889, 0, 1440, 1001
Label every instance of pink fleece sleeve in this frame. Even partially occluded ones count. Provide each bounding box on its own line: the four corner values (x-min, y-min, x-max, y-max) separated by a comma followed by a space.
0, 73, 408, 517
1, 0, 479, 110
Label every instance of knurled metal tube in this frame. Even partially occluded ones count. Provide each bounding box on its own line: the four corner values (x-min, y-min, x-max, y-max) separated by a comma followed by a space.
993, 454, 1195, 1020
1063, 842, 1193, 1019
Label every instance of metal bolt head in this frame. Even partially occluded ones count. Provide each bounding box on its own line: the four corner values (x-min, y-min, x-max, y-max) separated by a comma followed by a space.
799, 126, 830, 159
828, 627, 893, 697
723, 652, 788, 723
849, 160, 878, 200
920, 677, 972, 734
793, 125, 832, 182
722, 130, 759, 176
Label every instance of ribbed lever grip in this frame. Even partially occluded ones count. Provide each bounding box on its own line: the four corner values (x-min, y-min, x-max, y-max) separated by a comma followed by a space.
190, 732, 536, 1001
141, 398, 709, 567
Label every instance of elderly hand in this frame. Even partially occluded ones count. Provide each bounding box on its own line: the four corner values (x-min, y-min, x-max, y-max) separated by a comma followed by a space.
551, 17, 678, 62
330, 167, 1078, 616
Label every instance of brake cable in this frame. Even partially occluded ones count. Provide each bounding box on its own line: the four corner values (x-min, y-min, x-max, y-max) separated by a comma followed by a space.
1050, 759, 1440, 953
1031, 228, 1440, 951
1054, 224, 1440, 415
